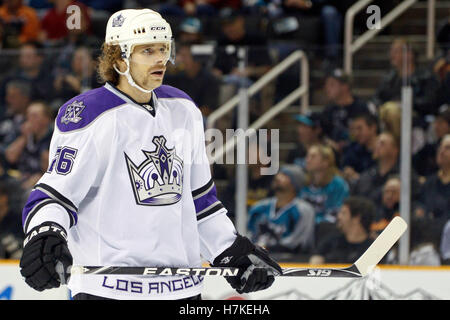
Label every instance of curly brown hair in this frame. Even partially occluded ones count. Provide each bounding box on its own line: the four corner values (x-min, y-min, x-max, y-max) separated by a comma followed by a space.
97, 43, 122, 85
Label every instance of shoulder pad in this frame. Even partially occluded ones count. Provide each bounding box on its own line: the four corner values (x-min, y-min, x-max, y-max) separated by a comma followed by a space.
56, 86, 126, 132
154, 85, 196, 105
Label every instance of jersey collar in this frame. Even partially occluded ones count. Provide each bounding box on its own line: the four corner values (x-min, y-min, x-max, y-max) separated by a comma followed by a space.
104, 82, 157, 117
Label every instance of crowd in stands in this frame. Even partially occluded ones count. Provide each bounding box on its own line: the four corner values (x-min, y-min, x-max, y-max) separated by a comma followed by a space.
0, 0, 448, 268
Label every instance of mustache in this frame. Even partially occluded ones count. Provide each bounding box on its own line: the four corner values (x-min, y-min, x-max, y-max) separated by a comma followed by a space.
149, 65, 166, 71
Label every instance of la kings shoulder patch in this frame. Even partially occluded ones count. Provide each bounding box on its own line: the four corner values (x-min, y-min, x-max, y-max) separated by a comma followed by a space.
61, 100, 85, 124
57, 86, 126, 132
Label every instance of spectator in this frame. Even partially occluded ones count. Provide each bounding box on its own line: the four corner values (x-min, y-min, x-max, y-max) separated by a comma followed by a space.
0, 80, 31, 173
4, 101, 53, 191
50, 8, 103, 96
436, 13, 450, 57
309, 196, 375, 264
281, 0, 344, 66
320, 68, 373, 153
408, 218, 441, 266
415, 134, 450, 222
0, 0, 41, 48
181, 0, 225, 16
0, 182, 23, 259
0, 41, 54, 104
351, 131, 401, 204
158, 0, 241, 17
177, 17, 204, 45
378, 101, 402, 143
370, 175, 400, 237
286, 112, 324, 169
164, 43, 220, 118
373, 37, 440, 118
247, 165, 315, 254
379, 101, 426, 155
78, 0, 124, 13
28, 0, 53, 9
53, 46, 102, 104
413, 105, 450, 176
1, 79, 31, 121
299, 144, 349, 224
434, 14, 450, 108
434, 58, 450, 108
440, 220, 450, 265
220, 141, 274, 221
341, 112, 378, 183
212, 10, 272, 82
39, 0, 92, 45
352, 130, 420, 206
212, 10, 273, 127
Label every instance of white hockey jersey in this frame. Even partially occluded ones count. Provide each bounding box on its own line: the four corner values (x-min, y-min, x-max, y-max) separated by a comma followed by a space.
22, 82, 237, 299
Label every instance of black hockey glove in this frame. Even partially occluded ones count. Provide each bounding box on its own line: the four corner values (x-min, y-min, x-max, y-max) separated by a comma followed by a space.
212, 234, 282, 294
19, 222, 72, 291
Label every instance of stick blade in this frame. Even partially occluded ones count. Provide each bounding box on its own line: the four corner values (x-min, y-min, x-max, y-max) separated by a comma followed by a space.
354, 216, 407, 276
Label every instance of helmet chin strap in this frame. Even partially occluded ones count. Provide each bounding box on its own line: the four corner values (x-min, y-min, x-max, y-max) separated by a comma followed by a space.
113, 58, 153, 94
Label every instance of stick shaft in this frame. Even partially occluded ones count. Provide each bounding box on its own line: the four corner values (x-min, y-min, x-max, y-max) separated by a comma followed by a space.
70, 265, 362, 278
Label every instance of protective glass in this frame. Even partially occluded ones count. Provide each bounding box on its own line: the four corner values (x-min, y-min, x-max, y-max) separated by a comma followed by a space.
128, 39, 176, 66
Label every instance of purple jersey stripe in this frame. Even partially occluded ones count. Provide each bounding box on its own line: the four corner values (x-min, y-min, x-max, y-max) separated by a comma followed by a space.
154, 85, 196, 105
193, 184, 221, 214
22, 189, 51, 226
56, 86, 126, 132
22, 189, 77, 230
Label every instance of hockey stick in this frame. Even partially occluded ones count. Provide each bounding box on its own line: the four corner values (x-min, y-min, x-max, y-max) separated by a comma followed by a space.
70, 216, 407, 278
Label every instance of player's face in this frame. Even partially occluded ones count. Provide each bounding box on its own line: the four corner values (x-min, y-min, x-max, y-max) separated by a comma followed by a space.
129, 43, 170, 90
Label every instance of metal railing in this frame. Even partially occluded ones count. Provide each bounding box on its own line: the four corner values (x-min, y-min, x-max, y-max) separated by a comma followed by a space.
206, 50, 309, 164
344, 0, 436, 74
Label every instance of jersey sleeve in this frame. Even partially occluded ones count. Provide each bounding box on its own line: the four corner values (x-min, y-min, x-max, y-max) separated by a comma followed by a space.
22, 125, 105, 233
188, 107, 237, 262
189, 108, 228, 223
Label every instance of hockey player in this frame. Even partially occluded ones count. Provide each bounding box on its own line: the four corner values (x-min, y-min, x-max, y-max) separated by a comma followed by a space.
19, 9, 282, 300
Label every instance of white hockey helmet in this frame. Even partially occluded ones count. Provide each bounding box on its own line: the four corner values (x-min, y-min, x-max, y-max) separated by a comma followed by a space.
105, 8, 175, 63
104, 9, 175, 93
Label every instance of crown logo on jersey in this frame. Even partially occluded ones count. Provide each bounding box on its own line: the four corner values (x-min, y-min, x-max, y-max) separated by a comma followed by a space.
112, 14, 125, 27
61, 100, 85, 125
125, 136, 183, 206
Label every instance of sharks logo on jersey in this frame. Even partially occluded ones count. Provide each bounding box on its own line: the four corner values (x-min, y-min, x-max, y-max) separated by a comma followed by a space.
125, 136, 183, 206
61, 101, 85, 125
